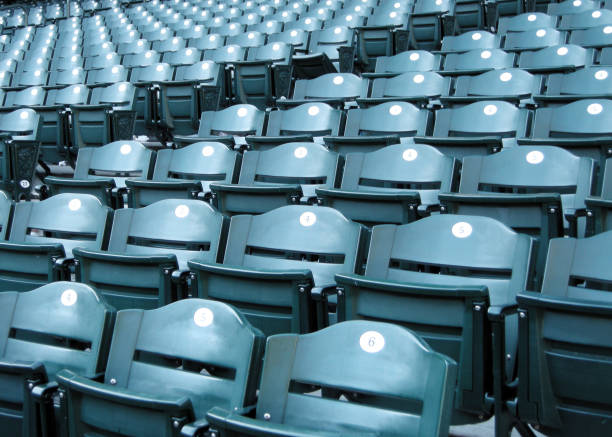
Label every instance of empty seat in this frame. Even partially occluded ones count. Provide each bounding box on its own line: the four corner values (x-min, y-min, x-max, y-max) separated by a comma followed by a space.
316, 143, 459, 225
0, 282, 114, 437
515, 231, 612, 436
442, 48, 516, 76
43, 141, 154, 208
277, 73, 365, 108
355, 9, 409, 70
408, 0, 451, 51
74, 199, 225, 310
57, 298, 264, 436
335, 214, 534, 426
502, 27, 566, 51
0, 193, 111, 291
558, 8, 612, 30
414, 100, 531, 157
517, 44, 591, 73
358, 71, 451, 107
440, 31, 500, 53
207, 320, 457, 437
210, 142, 341, 216
534, 67, 612, 104
130, 62, 174, 135
497, 12, 558, 34
291, 27, 357, 78
245, 102, 343, 150
85, 64, 129, 87
548, 0, 599, 16
570, 24, 612, 47
173, 104, 266, 148
188, 205, 368, 335
365, 50, 443, 78
439, 146, 596, 286
324, 101, 433, 154
125, 137, 237, 203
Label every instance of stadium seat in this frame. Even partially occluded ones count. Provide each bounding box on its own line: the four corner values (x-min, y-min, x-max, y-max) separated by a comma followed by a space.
570, 24, 612, 48
207, 320, 457, 437
557, 8, 612, 30
414, 100, 531, 157
441, 48, 516, 75
245, 102, 344, 150
126, 141, 240, 207
517, 44, 591, 73
335, 214, 534, 427
43, 141, 154, 208
364, 50, 443, 78
547, 0, 600, 16
440, 31, 500, 53
515, 231, 612, 436
210, 142, 341, 216
57, 298, 264, 437
502, 27, 566, 51
0, 193, 111, 291
407, 0, 451, 51
188, 205, 368, 335
173, 104, 266, 148
533, 67, 612, 104
323, 101, 433, 154
85, 64, 129, 87
277, 73, 365, 108
0, 282, 114, 437
358, 71, 451, 107
355, 8, 409, 70
291, 26, 357, 78
497, 12, 558, 34
74, 199, 226, 310
130, 62, 174, 136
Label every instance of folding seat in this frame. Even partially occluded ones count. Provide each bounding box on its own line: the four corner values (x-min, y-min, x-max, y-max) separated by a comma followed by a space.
207, 320, 457, 437
142, 27, 174, 43
113, 29, 142, 45
70, 82, 137, 151
270, 10, 300, 24
440, 145, 595, 286
316, 143, 458, 225
0, 86, 45, 109
0, 193, 111, 291
82, 41, 116, 59
440, 30, 500, 53
503, 28, 566, 51
291, 26, 357, 78
152, 35, 187, 54
217, 22, 247, 39
571, 24, 612, 48
43, 141, 154, 208
239, 13, 264, 27
497, 12, 558, 34
0, 282, 114, 437
534, 67, 612, 104
514, 231, 612, 437
189, 205, 368, 335
232, 42, 293, 109
58, 298, 264, 437
355, 9, 410, 70
268, 29, 310, 51
162, 46, 202, 67
249, 19, 284, 35
227, 31, 267, 49
117, 39, 150, 56
284, 17, 324, 33
188, 33, 225, 51
74, 199, 226, 309
130, 62, 174, 136
277, 73, 364, 108
414, 100, 531, 157
519, 99, 612, 163
358, 71, 451, 107
176, 22, 206, 40
47, 67, 87, 88
126, 142, 240, 207
335, 214, 534, 428
204, 45, 248, 64
407, 0, 451, 51
558, 8, 612, 30
517, 44, 591, 73
84, 51, 121, 71
441, 68, 543, 106
85, 64, 129, 87
210, 142, 340, 216
174, 104, 266, 148
547, 0, 599, 15
246, 102, 344, 150
123, 49, 161, 69
323, 101, 433, 154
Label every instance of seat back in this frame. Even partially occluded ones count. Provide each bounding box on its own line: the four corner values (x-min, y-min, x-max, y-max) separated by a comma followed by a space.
531, 99, 612, 139
266, 103, 343, 137
370, 71, 449, 100
374, 50, 441, 74
252, 321, 456, 437
518, 44, 589, 72
441, 31, 499, 52
442, 49, 515, 74
0, 108, 41, 141
452, 68, 541, 99
293, 73, 364, 101
197, 104, 265, 137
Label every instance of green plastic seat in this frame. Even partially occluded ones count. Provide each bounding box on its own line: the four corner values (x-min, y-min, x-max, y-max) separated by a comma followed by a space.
227, 31, 266, 49
358, 71, 451, 107
43, 141, 154, 208
162, 46, 203, 66
210, 142, 341, 216
84, 52, 121, 71
1, 86, 45, 109
570, 24, 612, 47
56, 298, 264, 437
335, 214, 534, 428
408, 0, 451, 51
440, 31, 500, 53
126, 141, 240, 207
548, 0, 599, 15
518, 99, 612, 164
533, 67, 612, 105
85, 64, 129, 87
316, 143, 459, 225
515, 231, 612, 436
517, 44, 591, 73
69, 82, 137, 151
452, 0, 487, 32
414, 100, 531, 158
277, 73, 365, 108
268, 28, 309, 51
441, 48, 516, 76
47, 68, 87, 88
291, 27, 357, 78
245, 102, 343, 150
152, 35, 187, 53
323, 101, 433, 154
502, 28, 566, 51
557, 8, 612, 30
0, 193, 111, 291
117, 39, 151, 56
0, 281, 114, 437
173, 104, 266, 148
439, 145, 596, 287
207, 320, 457, 437
187, 33, 225, 51
75, 198, 226, 310
204, 45, 247, 64
10, 68, 48, 88
365, 50, 443, 79
130, 62, 174, 135
188, 205, 368, 336
497, 12, 558, 34
441, 68, 543, 106
355, 9, 409, 70
585, 157, 612, 234
123, 50, 161, 69
50, 55, 84, 72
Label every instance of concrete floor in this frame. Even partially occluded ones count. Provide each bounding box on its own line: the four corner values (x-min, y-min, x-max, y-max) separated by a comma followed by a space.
451, 419, 543, 437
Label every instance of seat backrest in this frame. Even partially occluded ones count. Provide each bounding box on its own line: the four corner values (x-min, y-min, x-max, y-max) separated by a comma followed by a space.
108, 199, 226, 268
207, 44, 247, 63
340, 143, 457, 206
72, 141, 154, 181
546, 67, 612, 96
569, 24, 612, 47
309, 26, 354, 61
503, 27, 564, 50
246, 41, 292, 63
228, 30, 266, 48
266, 103, 343, 137
9, 193, 111, 257
254, 320, 456, 437
10, 86, 45, 106
163, 46, 202, 66
374, 50, 440, 74
452, 68, 541, 98
87, 65, 129, 86
532, 99, 612, 137
50, 84, 90, 106
518, 44, 589, 70
0, 108, 41, 141
130, 62, 173, 83
0, 281, 114, 379
370, 71, 449, 99
197, 104, 265, 136
498, 12, 557, 33
443, 49, 515, 73
174, 61, 220, 83
293, 73, 363, 100
559, 8, 612, 30
343, 102, 432, 137
91, 82, 136, 109
441, 31, 499, 52
222, 205, 365, 285
548, 0, 599, 15
364, 215, 533, 306
103, 299, 264, 413
49, 68, 87, 87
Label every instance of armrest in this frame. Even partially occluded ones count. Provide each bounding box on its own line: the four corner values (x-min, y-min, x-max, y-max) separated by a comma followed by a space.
0, 241, 65, 256
488, 303, 518, 322
310, 284, 338, 301
31, 381, 59, 401
188, 260, 313, 282
315, 187, 421, 202
73, 247, 177, 265
56, 369, 192, 411
0, 360, 45, 375
180, 419, 210, 437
